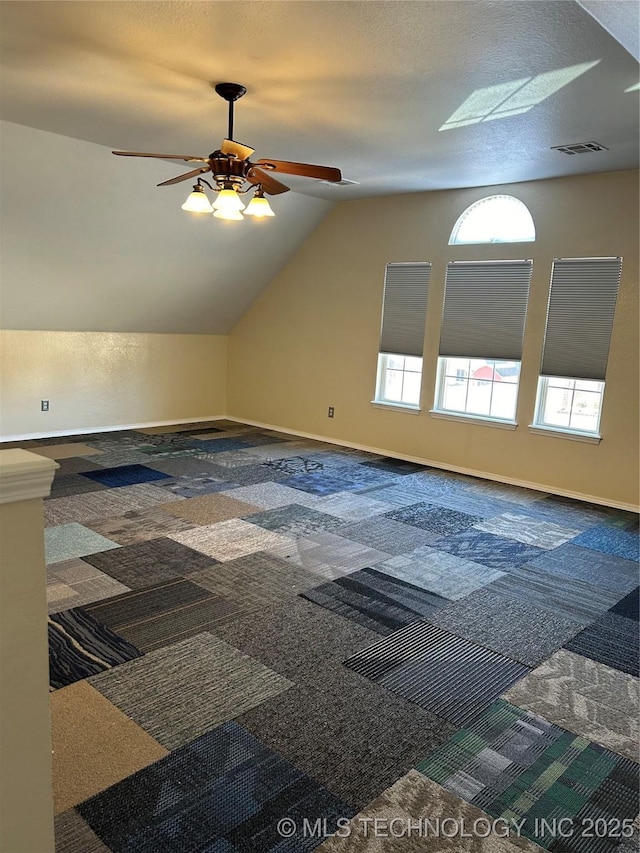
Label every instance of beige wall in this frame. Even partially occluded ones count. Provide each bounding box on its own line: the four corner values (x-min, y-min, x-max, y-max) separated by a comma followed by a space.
0, 331, 227, 439
228, 170, 639, 508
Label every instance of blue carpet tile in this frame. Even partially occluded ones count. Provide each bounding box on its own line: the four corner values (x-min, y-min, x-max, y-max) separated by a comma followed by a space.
280, 471, 356, 496
526, 543, 639, 595
49, 608, 143, 690
81, 464, 171, 489
360, 457, 429, 475
301, 567, 449, 635
564, 609, 639, 677
77, 720, 353, 853
571, 524, 640, 562
264, 456, 326, 475
435, 528, 545, 571
610, 586, 639, 620
384, 501, 482, 535
343, 621, 529, 726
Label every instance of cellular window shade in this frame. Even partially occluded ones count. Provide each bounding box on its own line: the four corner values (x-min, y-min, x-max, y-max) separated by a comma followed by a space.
541, 257, 622, 381
439, 260, 533, 360
379, 263, 431, 357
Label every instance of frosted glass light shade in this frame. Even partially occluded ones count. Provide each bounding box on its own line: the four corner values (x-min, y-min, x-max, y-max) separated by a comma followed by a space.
244, 195, 275, 217
213, 188, 245, 212
213, 208, 244, 220
181, 187, 213, 213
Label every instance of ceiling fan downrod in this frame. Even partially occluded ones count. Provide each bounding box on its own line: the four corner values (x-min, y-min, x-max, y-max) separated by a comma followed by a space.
214, 82, 247, 142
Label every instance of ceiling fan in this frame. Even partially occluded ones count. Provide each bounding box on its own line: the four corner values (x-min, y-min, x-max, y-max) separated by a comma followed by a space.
112, 82, 342, 220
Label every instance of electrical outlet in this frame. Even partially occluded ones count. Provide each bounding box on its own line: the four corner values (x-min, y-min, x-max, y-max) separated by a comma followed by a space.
328, 406, 335, 418
41, 400, 50, 412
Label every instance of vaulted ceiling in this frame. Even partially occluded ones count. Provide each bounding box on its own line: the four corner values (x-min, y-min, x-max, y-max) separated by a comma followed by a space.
1, 1, 638, 333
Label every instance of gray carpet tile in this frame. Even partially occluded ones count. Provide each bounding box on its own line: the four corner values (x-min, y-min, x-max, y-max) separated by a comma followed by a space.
564, 611, 639, 677
474, 512, 581, 550
374, 546, 506, 599
51, 457, 106, 477
82, 578, 244, 652
219, 481, 323, 509
151, 473, 232, 497
83, 449, 156, 468
503, 649, 640, 761
45, 523, 121, 564
169, 517, 295, 561
198, 448, 270, 468
302, 567, 449, 635
188, 550, 319, 605
337, 517, 441, 555
237, 669, 456, 811
55, 809, 113, 853
81, 537, 219, 588
362, 457, 429, 475
343, 621, 529, 727
266, 530, 392, 580
44, 484, 181, 527
317, 771, 544, 853
384, 501, 482, 535
522, 494, 622, 531
460, 479, 548, 505
484, 564, 626, 626
83, 434, 149, 451
312, 491, 395, 520
217, 462, 291, 486
427, 587, 584, 667
244, 503, 346, 537
88, 632, 292, 750
48, 473, 110, 500
435, 529, 546, 571
47, 558, 130, 614
526, 543, 639, 594
414, 490, 518, 520
137, 455, 236, 478
82, 506, 197, 546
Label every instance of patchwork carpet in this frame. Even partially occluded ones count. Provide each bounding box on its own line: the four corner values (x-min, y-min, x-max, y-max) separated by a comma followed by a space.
13, 420, 637, 852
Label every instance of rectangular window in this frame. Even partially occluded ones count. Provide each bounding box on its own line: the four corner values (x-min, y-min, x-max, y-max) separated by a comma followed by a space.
374, 263, 431, 411
533, 257, 621, 438
434, 259, 532, 424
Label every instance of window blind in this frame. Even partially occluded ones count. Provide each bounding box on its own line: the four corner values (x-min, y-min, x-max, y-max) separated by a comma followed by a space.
541, 257, 622, 381
439, 260, 533, 360
379, 263, 431, 357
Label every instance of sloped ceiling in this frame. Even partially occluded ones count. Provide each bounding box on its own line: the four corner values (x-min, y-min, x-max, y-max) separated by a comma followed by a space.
0, 1, 638, 333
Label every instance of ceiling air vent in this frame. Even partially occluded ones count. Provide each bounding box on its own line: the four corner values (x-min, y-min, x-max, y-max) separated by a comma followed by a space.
551, 141, 609, 155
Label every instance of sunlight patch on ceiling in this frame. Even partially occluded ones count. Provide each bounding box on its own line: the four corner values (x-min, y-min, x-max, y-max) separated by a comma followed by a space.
624, 82, 640, 92
439, 60, 601, 131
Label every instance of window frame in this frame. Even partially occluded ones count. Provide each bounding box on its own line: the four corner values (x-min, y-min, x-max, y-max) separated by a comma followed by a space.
532, 375, 605, 439
449, 194, 536, 246
373, 353, 423, 411
432, 356, 521, 426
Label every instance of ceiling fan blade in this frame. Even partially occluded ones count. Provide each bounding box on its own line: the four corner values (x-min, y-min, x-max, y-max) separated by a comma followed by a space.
255, 159, 342, 182
112, 151, 209, 162
220, 139, 255, 161
157, 166, 211, 187
246, 168, 290, 195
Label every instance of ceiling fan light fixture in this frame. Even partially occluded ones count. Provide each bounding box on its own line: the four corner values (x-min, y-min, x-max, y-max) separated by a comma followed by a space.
244, 187, 275, 218
181, 184, 214, 213
213, 208, 244, 221
213, 186, 245, 213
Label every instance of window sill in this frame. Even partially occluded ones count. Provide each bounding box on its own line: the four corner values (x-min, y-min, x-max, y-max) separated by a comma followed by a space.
429, 409, 517, 430
371, 400, 421, 415
528, 425, 601, 444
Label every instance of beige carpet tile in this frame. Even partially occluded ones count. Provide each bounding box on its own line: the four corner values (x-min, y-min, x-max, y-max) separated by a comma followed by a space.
218, 481, 321, 509
30, 442, 103, 460
88, 632, 293, 750
55, 810, 112, 853
160, 492, 260, 525
47, 558, 130, 614
169, 518, 295, 561
50, 680, 168, 814
44, 483, 181, 527
83, 507, 197, 546
503, 649, 640, 761
188, 550, 320, 606
317, 771, 544, 852
266, 530, 392, 580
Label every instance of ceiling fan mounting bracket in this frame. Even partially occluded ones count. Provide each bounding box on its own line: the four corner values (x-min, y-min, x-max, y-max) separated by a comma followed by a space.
214, 82, 247, 102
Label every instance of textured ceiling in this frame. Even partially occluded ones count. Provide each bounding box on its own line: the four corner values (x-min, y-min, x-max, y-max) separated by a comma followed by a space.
0, 1, 638, 334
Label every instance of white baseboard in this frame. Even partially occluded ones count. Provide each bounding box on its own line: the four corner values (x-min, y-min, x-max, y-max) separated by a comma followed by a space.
227, 415, 640, 513
0, 416, 227, 444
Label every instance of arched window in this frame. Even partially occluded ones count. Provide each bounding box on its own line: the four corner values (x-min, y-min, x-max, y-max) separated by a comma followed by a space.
449, 195, 535, 245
